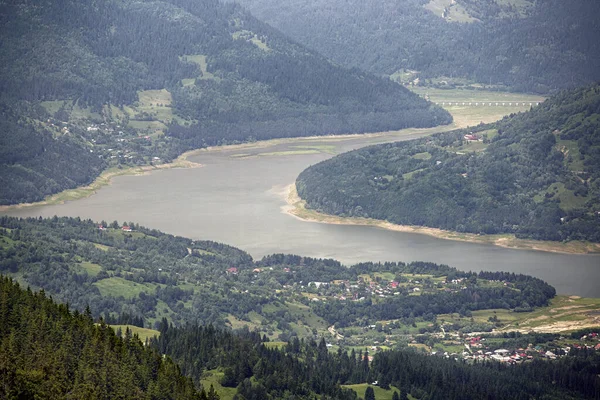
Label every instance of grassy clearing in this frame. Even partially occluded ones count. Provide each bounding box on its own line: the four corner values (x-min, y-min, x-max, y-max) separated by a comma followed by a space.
412, 151, 432, 160
232, 30, 271, 51
76, 261, 102, 277
263, 341, 287, 349
495, 295, 600, 333
423, 0, 477, 23
93, 277, 156, 299
0, 235, 16, 249
200, 371, 238, 400
260, 150, 321, 157
181, 54, 216, 80
402, 168, 425, 180
534, 182, 588, 211
138, 89, 172, 107
110, 325, 160, 342
291, 144, 337, 154
557, 139, 585, 171
342, 384, 402, 400
446, 295, 600, 333
227, 314, 261, 331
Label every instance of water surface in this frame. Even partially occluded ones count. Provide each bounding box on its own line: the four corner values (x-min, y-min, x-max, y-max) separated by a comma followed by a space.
5, 131, 599, 296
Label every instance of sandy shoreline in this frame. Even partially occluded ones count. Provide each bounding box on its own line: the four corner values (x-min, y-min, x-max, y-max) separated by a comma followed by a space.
282, 183, 600, 255
0, 125, 448, 212
0, 150, 203, 212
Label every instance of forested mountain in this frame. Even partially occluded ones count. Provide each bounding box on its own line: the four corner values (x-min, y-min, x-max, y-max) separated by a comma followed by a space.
296, 83, 600, 242
0, 276, 200, 399
0, 103, 106, 204
234, 0, 600, 93
155, 322, 600, 400
3, 277, 598, 400
0, 216, 555, 336
0, 217, 598, 399
0, 0, 450, 205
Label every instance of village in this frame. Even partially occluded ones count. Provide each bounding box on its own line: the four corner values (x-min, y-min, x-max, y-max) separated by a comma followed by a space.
220, 263, 600, 365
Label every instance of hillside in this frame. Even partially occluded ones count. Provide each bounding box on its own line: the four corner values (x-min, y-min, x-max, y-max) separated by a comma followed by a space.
234, 0, 600, 93
1, 217, 600, 399
0, 0, 450, 205
296, 84, 600, 243
0, 276, 199, 399
0, 216, 558, 337
3, 280, 599, 400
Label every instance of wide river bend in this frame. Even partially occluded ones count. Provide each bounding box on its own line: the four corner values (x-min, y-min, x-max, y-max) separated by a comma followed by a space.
4, 129, 600, 297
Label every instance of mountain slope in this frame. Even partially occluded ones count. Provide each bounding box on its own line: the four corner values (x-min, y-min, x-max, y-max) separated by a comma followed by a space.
234, 0, 600, 93
0, 216, 555, 332
0, 0, 450, 205
0, 276, 199, 399
296, 83, 600, 242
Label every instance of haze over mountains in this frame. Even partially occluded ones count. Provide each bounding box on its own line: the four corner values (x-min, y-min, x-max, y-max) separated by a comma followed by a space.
0, 0, 450, 205
235, 0, 600, 93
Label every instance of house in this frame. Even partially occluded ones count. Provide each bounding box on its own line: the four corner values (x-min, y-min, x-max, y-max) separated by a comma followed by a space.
122, 225, 133, 232
98, 225, 106, 230
226, 267, 238, 274
464, 134, 479, 141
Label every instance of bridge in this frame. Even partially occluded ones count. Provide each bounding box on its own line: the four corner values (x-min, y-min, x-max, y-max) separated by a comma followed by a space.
432, 101, 540, 107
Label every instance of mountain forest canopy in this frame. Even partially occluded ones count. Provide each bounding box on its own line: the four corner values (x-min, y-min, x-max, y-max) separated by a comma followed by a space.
0, 216, 555, 332
234, 0, 600, 93
296, 83, 600, 242
0, 276, 200, 399
0, 0, 450, 205
0, 221, 598, 400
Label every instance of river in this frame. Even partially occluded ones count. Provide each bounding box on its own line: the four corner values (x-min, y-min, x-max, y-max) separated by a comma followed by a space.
3, 128, 599, 297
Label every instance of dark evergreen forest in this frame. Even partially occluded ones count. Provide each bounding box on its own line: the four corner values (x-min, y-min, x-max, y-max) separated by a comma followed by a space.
4, 277, 598, 399
297, 83, 600, 242
0, 276, 200, 399
236, 0, 600, 93
1, 218, 599, 399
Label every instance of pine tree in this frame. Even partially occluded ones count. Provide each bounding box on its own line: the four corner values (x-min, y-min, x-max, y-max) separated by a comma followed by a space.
364, 386, 375, 400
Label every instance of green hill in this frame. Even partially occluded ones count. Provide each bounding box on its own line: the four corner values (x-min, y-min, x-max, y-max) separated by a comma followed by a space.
296, 83, 600, 243
0, 216, 556, 335
0, 0, 450, 205
1, 218, 598, 399
0, 276, 198, 399
235, 0, 600, 93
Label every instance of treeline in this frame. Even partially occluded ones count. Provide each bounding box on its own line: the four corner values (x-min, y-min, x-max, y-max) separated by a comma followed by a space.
297, 83, 600, 242
0, 102, 106, 205
2, 273, 598, 399
0, 276, 200, 399
237, 0, 600, 93
0, 216, 556, 333
310, 271, 555, 328
155, 322, 600, 400
371, 347, 600, 400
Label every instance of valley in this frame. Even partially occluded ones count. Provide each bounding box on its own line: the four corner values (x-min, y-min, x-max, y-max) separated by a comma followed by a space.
1, 0, 600, 398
